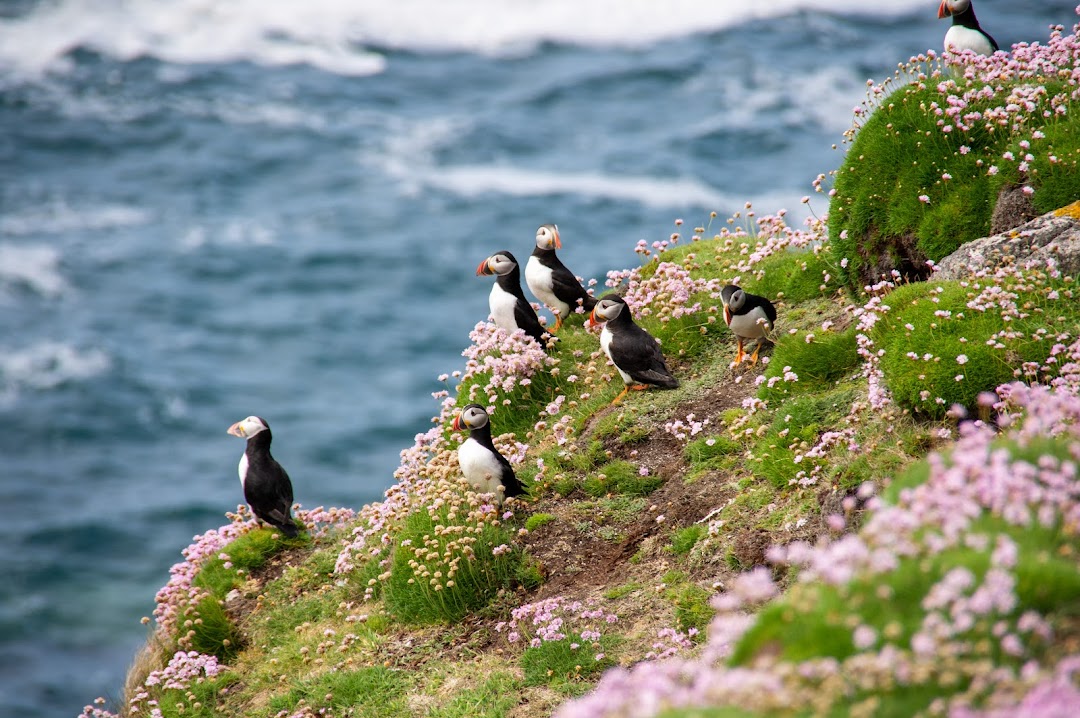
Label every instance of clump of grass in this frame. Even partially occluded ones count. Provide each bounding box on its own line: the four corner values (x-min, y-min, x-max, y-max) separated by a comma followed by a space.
757, 327, 859, 403
670, 525, 707, 556
873, 273, 1079, 418
384, 498, 520, 624
685, 434, 739, 466
748, 390, 852, 490
668, 583, 713, 636
525, 513, 557, 531
739, 249, 836, 305
583, 460, 663, 497
266, 666, 410, 717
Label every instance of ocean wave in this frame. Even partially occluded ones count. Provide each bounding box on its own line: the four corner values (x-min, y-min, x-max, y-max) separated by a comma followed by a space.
0, 200, 152, 236
401, 162, 799, 214
0, 244, 68, 297
0, 0, 924, 77
0, 342, 111, 403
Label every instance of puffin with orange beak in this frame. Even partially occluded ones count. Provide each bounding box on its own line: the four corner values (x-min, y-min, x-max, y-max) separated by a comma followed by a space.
525, 223, 597, 332
938, 0, 998, 56
477, 250, 548, 347
453, 403, 525, 502
588, 293, 678, 405
227, 416, 300, 537
720, 284, 776, 365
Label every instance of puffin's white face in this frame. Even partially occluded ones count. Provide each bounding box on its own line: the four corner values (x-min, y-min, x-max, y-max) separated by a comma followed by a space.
535, 224, 561, 250
228, 415, 268, 439
478, 253, 517, 277
938, 0, 970, 18
454, 404, 489, 431
590, 297, 625, 324
721, 285, 746, 312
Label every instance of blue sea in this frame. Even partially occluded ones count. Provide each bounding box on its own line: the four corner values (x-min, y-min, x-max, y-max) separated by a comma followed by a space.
1, 1, 1075, 715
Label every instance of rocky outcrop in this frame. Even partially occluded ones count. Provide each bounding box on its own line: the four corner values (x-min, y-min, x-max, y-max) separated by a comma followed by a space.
935, 201, 1080, 279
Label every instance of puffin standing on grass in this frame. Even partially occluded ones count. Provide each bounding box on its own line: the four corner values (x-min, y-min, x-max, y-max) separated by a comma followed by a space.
938, 0, 998, 56
720, 284, 777, 365
453, 404, 525, 502
525, 223, 596, 332
477, 250, 548, 348
227, 416, 300, 537
588, 293, 678, 405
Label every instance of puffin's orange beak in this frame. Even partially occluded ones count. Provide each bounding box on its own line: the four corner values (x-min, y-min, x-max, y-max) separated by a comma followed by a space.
723, 305, 732, 325
553, 227, 562, 250
476, 258, 492, 276
452, 414, 463, 431
938, 0, 950, 19
587, 309, 598, 327
227, 421, 245, 437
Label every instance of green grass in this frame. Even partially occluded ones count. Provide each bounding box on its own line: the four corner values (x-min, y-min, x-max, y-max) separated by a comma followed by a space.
525, 513, 557, 531
267, 666, 411, 717
385, 505, 521, 624
670, 525, 707, 556
829, 79, 1080, 290
873, 279, 1080, 418
757, 327, 859, 403
747, 389, 854, 489
520, 636, 617, 688
425, 672, 523, 718
583, 460, 664, 497
739, 249, 837, 304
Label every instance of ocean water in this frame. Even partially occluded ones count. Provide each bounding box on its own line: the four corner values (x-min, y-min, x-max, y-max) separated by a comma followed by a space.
1, 1, 1075, 715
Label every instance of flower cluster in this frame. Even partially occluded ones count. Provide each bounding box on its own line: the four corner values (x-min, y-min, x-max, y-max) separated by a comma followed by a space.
496, 596, 618, 652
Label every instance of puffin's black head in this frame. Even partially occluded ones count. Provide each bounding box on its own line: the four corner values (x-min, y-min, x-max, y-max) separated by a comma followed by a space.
937, 0, 970, 19
535, 224, 561, 250
588, 293, 628, 326
477, 251, 519, 277
452, 403, 489, 432
227, 415, 270, 439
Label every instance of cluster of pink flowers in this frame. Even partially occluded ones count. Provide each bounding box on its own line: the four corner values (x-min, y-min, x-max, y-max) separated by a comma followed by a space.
496, 596, 618, 655
460, 321, 557, 401
557, 368, 1080, 717
663, 413, 710, 442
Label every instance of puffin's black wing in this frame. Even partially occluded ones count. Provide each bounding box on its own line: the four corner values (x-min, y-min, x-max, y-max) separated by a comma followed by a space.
549, 260, 596, 312
612, 326, 679, 388
514, 301, 547, 347
496, 455, 525, 498
756, 295, 778, 325
245, 457, 298, 536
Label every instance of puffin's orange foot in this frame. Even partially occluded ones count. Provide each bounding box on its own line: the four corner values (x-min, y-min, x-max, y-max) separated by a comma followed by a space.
611, 387, 630, 405
733, 338, 745, 365
552, 316, 564, 333
631, 384, 649, 392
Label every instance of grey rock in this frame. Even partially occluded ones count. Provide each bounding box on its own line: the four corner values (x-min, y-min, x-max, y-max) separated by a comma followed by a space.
935, 203, 1080, 280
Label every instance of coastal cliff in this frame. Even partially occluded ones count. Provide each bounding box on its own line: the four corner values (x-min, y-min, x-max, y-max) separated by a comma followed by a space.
82, 17, 1080, 718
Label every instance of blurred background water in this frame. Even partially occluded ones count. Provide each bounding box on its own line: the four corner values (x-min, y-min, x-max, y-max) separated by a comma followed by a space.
1, 0, 1075, 714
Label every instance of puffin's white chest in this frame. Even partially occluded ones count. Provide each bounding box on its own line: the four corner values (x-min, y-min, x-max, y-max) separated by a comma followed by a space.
238, 453, 249, 487
458, 438, 504, 495
728, 307, 772, 339
945, 25, 994, 56
599, 326, 632, 384
525, 257, 564, 314
488, 283, 521, 333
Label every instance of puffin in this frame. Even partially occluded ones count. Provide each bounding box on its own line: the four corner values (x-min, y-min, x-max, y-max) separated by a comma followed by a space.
227, 416, 300, 537
477, 250, 548, 348
525, 223, 597, 332
720, 284, 777, 365
452, 403, 525, 502
588, 293, 679, 404
938, 0, 998, 56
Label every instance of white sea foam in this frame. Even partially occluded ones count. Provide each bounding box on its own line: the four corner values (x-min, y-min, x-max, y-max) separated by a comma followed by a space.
0, 201, 152, 236
0, 244, 68, 298
0, 342, 111, 404
410, 162, 800, 214
0, 0, 926, 78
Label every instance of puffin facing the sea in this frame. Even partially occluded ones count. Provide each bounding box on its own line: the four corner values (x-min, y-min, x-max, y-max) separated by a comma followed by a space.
477, 250, 549, 347
720, 284, 777, 365
227, 416, 300, 537
588, 293, 678, 404
525, 223, 596, 332
938, 0, 998, 56
453, 403, 525, 502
